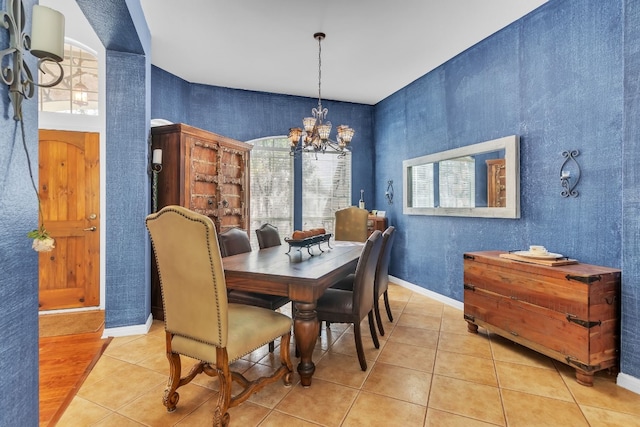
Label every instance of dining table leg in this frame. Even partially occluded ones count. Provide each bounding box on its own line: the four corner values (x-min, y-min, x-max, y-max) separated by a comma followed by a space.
293, 301, 320, 387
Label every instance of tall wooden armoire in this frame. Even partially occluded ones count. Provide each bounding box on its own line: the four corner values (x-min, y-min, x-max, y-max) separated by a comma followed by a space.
486, 158, 506, 207
150, 123, 252, 319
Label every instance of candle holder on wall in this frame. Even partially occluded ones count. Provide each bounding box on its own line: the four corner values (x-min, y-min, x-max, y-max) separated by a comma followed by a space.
560, 150, 580, 198
385, 180, 394, 205
148, 135, 163, 212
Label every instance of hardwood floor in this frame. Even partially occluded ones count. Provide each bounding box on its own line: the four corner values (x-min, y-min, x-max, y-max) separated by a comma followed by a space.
39, 331, 111, 426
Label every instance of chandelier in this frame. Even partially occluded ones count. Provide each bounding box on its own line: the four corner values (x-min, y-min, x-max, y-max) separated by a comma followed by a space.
288, 33, 355, 157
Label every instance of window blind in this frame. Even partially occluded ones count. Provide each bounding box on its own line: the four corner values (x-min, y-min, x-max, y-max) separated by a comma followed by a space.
439, 157, 475, 207
249, 138, 294, 248
302, 151, 352, 235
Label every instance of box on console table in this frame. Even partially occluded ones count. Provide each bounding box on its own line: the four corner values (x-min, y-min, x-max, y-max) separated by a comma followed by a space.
463, 250, 620, 386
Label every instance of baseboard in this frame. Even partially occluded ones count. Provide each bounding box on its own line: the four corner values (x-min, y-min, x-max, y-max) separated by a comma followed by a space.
390, 275, 463, 311
617, 372, 640, 395
102, 313, 153, 338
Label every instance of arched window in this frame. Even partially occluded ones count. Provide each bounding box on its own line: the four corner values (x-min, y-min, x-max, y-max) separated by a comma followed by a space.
249, 136, 352, 247
38, 40, 99, 115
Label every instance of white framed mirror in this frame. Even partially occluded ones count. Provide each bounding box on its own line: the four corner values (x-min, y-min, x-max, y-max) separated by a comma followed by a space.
403, 135, 520, 218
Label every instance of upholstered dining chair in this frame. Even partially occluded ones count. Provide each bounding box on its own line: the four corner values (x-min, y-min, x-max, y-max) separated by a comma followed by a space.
373, 226, 396, 335
316, 230, 383, 371
218, 227, 290, 352
334, 206, 369, 242
217, 227, 252, 257
255, 223, 282, 249
331, 226, 397, 336
145, 205, 293, 427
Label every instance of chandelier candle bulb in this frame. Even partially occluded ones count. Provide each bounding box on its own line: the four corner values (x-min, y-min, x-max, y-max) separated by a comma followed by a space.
303, 117, 316, 133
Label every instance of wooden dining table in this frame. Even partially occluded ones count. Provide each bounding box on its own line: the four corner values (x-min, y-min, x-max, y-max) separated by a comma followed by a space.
222, 241, 364, 386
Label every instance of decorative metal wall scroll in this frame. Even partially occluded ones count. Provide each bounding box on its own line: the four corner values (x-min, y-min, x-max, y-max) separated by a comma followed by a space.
560, 150, 580, 198
385, 180, 394, 205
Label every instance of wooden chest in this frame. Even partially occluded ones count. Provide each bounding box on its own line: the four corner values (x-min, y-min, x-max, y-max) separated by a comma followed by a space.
463, 250, 620, 386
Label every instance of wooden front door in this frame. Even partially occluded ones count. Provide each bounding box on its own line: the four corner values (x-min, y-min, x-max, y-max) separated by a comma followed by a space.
38, 130, 100, 310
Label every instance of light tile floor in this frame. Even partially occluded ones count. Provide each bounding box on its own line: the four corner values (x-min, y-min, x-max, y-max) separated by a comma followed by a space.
59, 284, 640, 426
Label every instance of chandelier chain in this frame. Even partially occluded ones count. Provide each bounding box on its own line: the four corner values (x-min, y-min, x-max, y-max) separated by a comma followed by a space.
317, 35, 322, 111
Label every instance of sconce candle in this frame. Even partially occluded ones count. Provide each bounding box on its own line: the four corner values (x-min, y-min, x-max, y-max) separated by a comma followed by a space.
561, 170, 570, 179
30, 5, 65, 61
152, 149, 163, 165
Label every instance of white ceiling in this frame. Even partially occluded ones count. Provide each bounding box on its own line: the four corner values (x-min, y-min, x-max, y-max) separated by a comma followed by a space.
140, 1, 547, 105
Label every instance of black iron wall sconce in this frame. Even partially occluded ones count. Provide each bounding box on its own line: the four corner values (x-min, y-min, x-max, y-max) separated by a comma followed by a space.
148, 134, 163, 212
560, 150, 580, 198
1, 0, 66, 121
385, 180, 394, 205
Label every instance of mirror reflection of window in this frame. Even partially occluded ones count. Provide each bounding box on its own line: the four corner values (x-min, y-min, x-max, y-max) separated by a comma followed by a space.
410, 163, 434, 208
439, 157, 475, 208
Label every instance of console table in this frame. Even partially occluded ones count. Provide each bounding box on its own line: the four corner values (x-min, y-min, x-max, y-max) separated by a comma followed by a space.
367, 215, 387, 237
463, 250, 620, 386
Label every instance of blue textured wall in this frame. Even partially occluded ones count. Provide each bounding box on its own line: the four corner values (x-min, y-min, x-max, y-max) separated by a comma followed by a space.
151, 68, 376, 209
150, 66, 190, 124
104, 51, 151, 327
622, 0, 640, 379
0, 0, 41, 423
376, 0, 639, 378
77, 0, 146, 54
77, 0, 152, 329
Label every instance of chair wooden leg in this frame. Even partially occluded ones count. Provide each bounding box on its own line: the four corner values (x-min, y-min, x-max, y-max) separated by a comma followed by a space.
214, 347, 232, 427
163, 352, 182, 412
268, 341, 275, 353
163, 332, 206, 413
373, 296, 385, 336
367, 311, 380, 349
353, 322, 367, 371
383, 291, 393, 322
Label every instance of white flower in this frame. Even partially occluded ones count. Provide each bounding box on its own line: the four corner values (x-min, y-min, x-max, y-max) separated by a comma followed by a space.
32, 237, 55, 252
